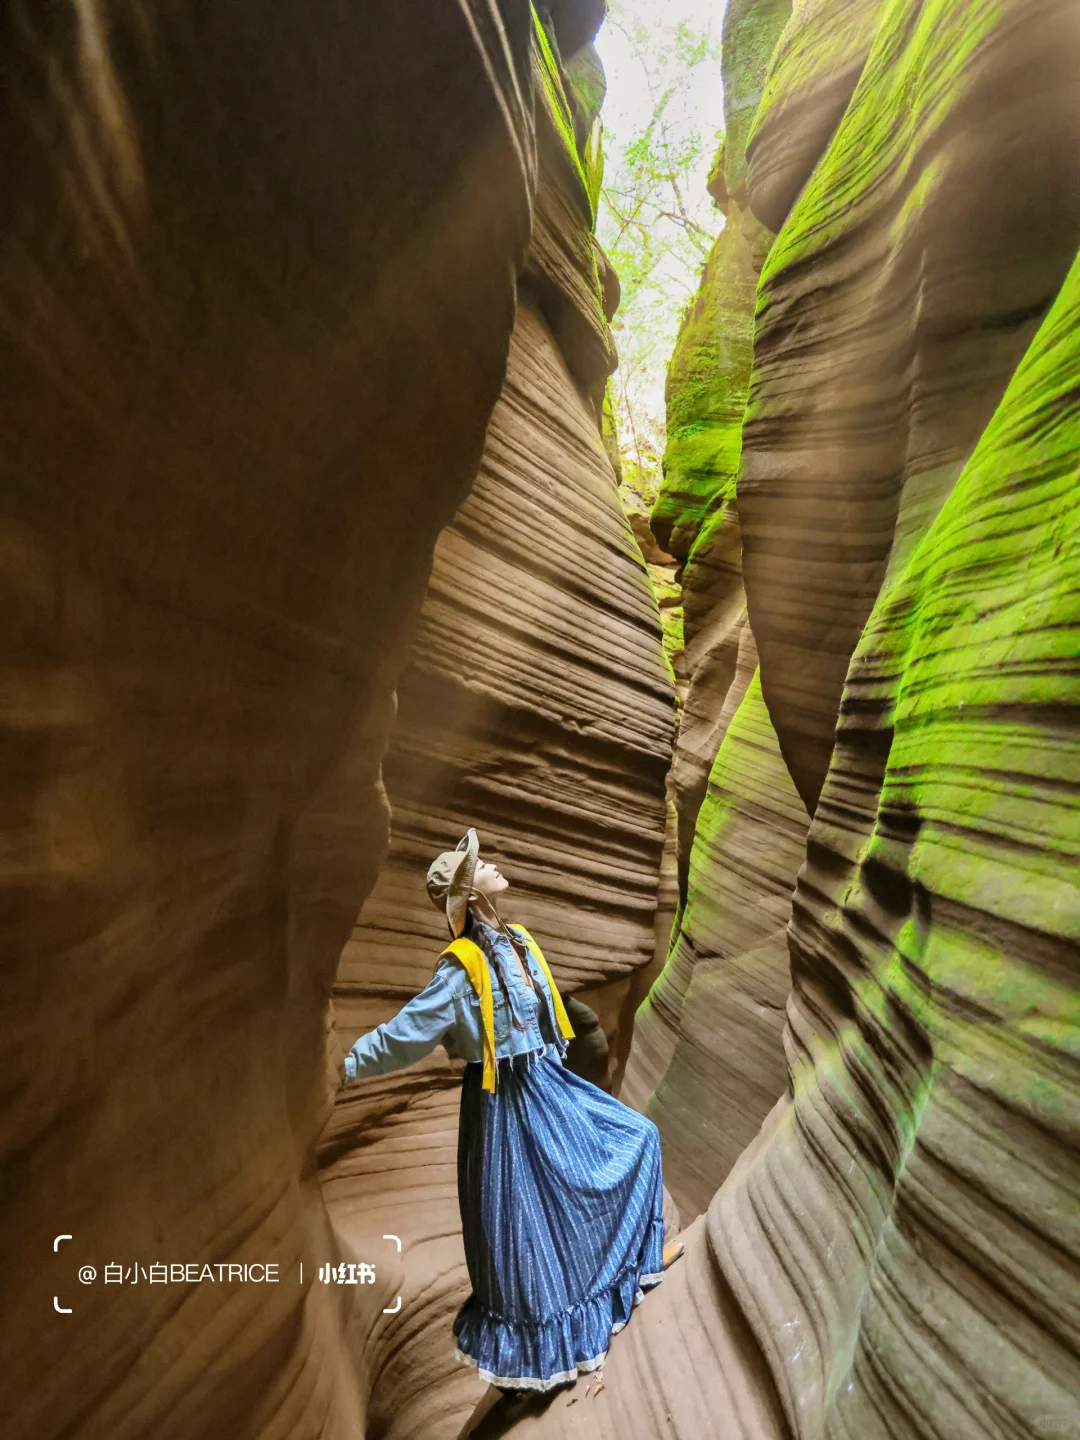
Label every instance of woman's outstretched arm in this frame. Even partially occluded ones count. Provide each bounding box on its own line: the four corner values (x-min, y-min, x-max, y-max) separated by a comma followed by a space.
342, 968, 459, 1084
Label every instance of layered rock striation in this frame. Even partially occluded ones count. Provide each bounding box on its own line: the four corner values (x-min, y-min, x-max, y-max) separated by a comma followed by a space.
0, 3, 535, 1437
7, 0, 1079, 1437
621, 0, 805, 1217
500, 0, 1080, 1435
737, 237, 1080, 1440
740, 0, 1080, 813
321, 7, 675, 1436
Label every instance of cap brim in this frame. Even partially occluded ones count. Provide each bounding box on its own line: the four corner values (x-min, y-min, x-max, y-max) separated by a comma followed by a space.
445, 829, 479, 937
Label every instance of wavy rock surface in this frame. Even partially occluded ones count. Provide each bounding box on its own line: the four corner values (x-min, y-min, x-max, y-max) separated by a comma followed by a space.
650, 208, 762, 897
729, 236, 1080, 1440
336, 297, 672, 1011
647, 0, 797, 897
743, 0, 884, 233
741, 0, 1080, 813
0, 4, 535, 1438
322, 9, 675, 1438
622, 0, 804, 1200
627, 669, 808, 1218
503, 1, 1080, 1437
8, 1, 1078, 1437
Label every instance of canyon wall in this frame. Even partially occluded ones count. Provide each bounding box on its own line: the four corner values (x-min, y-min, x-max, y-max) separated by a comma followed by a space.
0, 3, 538, 1437
321, 9, 674, 1440
500, 0, 1080, 1435
620, 0, 805, 1220
6, 1, 1078, 1438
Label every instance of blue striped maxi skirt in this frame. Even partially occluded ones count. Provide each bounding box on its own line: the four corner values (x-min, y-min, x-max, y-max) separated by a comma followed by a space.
452, 1041, 666, 1391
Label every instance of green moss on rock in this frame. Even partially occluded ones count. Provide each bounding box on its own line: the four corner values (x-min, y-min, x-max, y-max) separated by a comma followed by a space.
721, 0, 794, 205
651, 0, 792, 564
745, 0, 885, 231
773, 245, 1080, 1438
836, 243, 1080, 935
534, 9, 593, 222
601, 380, 623, 484
757, 0, 1000, 291
652, 218, 759, 562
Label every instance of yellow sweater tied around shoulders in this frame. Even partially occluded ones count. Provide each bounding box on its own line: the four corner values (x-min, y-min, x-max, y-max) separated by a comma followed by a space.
439, 924, 575, 1092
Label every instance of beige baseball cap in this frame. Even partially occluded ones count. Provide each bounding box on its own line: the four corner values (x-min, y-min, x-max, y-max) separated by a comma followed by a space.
426, 828, 480, 938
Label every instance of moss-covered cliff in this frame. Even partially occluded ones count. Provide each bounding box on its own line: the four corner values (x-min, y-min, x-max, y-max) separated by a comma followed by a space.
620, 0, 804, 1212
557, 0, 1080, 1436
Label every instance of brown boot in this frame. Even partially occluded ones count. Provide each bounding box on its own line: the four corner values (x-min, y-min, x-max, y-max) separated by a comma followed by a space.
662, 1240, 684, 1270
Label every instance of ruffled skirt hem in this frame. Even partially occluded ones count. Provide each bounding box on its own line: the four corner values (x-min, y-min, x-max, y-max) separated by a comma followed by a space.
454, 1344, 608, 1392
452, 1218, 665, 1392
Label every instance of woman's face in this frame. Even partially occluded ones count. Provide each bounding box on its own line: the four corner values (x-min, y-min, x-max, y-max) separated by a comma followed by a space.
472, 858, 509, 899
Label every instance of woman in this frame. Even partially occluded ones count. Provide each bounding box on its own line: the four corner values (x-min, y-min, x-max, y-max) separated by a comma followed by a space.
341, 828, 682, 1395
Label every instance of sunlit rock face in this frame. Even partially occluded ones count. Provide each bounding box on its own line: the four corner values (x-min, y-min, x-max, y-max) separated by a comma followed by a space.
0, 3, 534, 1437
499, 0, 1080, 1436
321, 6, 675, 1438
621, 0, 804, 1214
742, 0, 885, 235
647, 0, 797, 902
741, 0, 1080, 812
734, 245, 1080, 1440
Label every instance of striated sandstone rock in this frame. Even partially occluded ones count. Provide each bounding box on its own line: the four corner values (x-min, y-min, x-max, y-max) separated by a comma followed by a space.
743, 0, 884, 233
624, 0, 803, 1199
651, 218, 760, 900
740, 0, 1080, 814
510, 2, 1080, 1437
737, 233, 1080, 1440
9, 1, 1077, 1438
648, 0, 796, 900
527, 18, 617, 400
0, 3, 535, 1438
626, 669, 808, 1218
714, 0, 802, 214
706, 235, 1080, 1440
322, 8, 675, 1437
331, 295, 673, 1067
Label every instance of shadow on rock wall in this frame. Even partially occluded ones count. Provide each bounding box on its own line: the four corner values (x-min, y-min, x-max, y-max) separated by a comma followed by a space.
1, 2, 536, 1436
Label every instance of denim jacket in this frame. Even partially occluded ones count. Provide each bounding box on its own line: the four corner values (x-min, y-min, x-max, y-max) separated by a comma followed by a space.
343, 915, 568, 1084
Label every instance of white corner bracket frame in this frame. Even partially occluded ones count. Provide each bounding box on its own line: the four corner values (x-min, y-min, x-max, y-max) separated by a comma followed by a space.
382, 1235, 402, 1314
54, 1234, 74, 1313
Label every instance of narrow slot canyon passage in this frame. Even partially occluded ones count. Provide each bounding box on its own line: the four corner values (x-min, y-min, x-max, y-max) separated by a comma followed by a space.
3, 3, 1078, 1439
